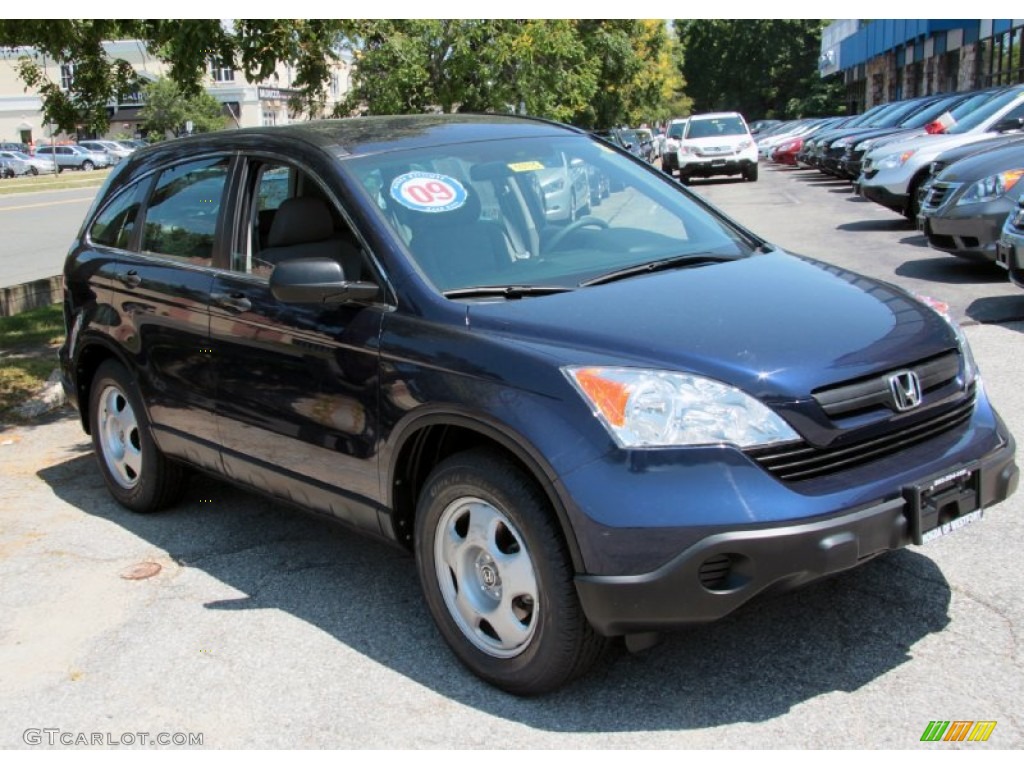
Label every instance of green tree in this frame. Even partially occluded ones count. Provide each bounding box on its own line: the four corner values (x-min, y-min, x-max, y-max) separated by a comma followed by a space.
339, 20, 598, 122
0, 19, 354, 134
340, 19, 678, 127
676, 19, 842, 119
138, 77, 227, 139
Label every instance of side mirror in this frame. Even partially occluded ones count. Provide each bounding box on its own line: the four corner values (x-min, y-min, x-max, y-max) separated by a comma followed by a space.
992, 117, 1024, 133
270, 257, 379, 304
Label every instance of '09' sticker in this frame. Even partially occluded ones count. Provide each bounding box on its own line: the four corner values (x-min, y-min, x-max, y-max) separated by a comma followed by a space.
390, 172, 467, 213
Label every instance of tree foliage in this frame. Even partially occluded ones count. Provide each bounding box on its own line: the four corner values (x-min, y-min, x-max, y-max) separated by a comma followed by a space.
138, 77, 227, 139
340, 20, 678, 127
0, 19, 354, 134
0, 19, 682, 134
676, 20, 843, 119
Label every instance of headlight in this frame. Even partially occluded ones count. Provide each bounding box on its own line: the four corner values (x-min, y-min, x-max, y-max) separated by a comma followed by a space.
877, 149, 916, 170
678, 144, 694, 155
542, 178, 564, 193
955, 169, 1024, 206
737, 139, 753, 151
915, 296, 977, 386
831, 137, 853, 149
564, 367, 799, 449
855, 138, 875, 152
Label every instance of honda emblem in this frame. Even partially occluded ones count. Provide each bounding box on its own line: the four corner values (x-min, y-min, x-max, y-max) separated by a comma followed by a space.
889, 370, 922, 412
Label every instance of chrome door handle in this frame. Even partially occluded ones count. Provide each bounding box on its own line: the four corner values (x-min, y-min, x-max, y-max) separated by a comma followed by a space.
211, 292, 252, 312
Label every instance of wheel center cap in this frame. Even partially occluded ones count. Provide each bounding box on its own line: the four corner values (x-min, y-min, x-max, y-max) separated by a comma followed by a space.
475, 552, 501, 597
480, 564, 497, 588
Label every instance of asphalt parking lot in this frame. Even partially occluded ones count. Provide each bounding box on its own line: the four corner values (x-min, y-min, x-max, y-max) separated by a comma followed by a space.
2, 164, 1022, 749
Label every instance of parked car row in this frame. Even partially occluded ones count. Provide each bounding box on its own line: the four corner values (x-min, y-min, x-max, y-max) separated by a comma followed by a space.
762, 85, 1024, 293
594, 127, 657, 163
0, 138, 148, 175
0, 149, 56, 176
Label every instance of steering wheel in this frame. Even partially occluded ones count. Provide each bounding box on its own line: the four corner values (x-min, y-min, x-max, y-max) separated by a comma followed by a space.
544, 216, 609, 254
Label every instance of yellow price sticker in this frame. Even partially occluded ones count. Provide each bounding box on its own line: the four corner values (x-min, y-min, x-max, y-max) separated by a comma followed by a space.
507, 161, 546, 172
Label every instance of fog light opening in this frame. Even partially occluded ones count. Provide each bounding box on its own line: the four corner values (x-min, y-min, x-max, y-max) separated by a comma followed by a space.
698, 552, 753, 593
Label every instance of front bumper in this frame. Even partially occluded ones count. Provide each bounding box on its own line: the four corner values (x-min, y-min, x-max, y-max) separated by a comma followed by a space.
997, 226, 1024, 288
861, 182, 910, 214
576, 434, 1017, 635
918, 201, 1012, 260
678, 157, 756, 178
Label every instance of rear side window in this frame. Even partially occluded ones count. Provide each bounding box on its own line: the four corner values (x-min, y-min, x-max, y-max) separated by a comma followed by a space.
141, 157, 230, 263
90, 180, 147, 249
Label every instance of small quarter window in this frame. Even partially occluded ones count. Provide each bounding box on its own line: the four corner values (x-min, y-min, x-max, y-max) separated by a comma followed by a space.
90, 181, 147, 250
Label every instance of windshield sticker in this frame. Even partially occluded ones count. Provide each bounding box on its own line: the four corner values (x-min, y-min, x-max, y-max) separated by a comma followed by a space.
390, 171, 467, 213
507, 160, 546, 172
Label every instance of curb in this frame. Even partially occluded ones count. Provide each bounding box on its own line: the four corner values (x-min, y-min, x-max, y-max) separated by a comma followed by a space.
0, 276, 62, 317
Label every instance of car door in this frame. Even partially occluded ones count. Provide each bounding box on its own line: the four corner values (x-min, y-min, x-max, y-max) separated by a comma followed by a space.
107, 155, 231, 472
208, 153, 387, 532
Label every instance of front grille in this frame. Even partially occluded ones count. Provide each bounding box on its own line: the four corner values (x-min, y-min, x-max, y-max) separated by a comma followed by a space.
747, 394, 975, 482
921, 181, 960, 212
812, 351, 960, 419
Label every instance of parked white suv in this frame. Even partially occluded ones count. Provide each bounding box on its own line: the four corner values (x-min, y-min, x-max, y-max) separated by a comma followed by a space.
665, 112, 758, 183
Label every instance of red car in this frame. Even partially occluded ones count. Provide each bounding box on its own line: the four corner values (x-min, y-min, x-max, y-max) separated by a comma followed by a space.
771, 137, 804, 166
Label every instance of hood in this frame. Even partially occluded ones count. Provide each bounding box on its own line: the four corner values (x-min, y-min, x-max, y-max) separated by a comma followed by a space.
866, 132, 1000, 164
465, 251, 955, 403
936, 142, 1024, 183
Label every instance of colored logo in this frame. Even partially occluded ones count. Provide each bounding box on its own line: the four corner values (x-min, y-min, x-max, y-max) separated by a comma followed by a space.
920, 721, 997, 742
390, 171, 467, 213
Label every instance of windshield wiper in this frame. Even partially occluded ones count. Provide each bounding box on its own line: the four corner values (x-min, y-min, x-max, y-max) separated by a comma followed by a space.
580, 253, 740, 287
443, 284, 576, 300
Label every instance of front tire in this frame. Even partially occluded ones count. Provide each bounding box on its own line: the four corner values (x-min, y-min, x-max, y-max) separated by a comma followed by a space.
89, 360, 185, 513
744, 164, 759, 182
82, 160, 95, 171
415, 450, 607, 695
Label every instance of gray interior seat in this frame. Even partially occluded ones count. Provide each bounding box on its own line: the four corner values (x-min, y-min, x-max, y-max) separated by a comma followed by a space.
258, 196, 363, 280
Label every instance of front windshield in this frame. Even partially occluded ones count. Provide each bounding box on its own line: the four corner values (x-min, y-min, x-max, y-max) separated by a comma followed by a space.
667, 122, 686, 139
686, 116, 747, 139
948, 88, 1023, 134
347, 135, 756, 294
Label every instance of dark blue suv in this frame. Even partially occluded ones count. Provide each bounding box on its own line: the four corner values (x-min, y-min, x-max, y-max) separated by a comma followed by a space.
60, 115, 1017, 694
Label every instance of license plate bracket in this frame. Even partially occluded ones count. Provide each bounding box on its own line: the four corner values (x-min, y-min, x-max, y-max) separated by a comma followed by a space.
903, 465, 982, 545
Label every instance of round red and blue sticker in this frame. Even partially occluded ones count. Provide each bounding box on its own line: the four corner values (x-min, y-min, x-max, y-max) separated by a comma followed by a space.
390, 171, 467, 213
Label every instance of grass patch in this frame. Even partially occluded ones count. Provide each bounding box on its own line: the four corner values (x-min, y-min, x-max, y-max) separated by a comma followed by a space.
0, 303, 65, 418
0, 169, 109, 196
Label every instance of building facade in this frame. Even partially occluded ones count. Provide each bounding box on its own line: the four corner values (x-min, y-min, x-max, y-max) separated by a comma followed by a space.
0, 39, 354, 145
820, 19, 1024, 115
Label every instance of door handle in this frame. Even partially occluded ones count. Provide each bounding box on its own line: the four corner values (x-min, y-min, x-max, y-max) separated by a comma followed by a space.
211, 292, 252, 312
118, 270, 141, 288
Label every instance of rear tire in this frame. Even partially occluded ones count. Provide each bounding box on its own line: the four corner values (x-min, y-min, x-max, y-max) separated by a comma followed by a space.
415, 450, 608, 695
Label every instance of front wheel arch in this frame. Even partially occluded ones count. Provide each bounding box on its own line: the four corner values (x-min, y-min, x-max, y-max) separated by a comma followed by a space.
386, 415, 586, 573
